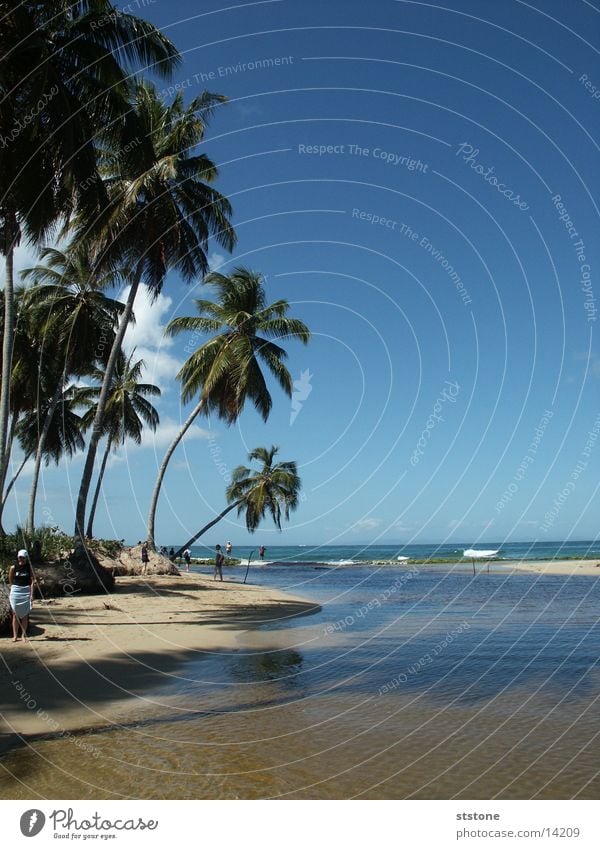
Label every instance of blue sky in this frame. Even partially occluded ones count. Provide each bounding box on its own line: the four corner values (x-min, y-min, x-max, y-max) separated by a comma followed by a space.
8, 0, 600, 547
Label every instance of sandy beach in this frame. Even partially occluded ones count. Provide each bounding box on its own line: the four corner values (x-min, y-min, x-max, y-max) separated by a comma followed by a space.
500, 558, 600, 576
0, 573, 319, 746
1, 557, 596, 751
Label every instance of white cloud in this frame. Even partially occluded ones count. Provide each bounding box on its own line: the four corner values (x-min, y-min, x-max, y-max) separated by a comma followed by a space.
140, 417, 212, 450
208, 252, 226, 271
119, 285, 184, 393
122, 285, 175, 352
130, 345, 184, 391
352, 517, 382, 533
103, 418, 212, 468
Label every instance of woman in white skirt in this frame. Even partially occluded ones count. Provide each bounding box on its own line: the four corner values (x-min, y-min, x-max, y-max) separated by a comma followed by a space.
8, 549, 36, 642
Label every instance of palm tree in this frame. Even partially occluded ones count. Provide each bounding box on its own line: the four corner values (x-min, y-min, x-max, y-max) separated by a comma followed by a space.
21, 246, 124, 532
0, 287, 47, 530
73, 80, 235, 545
17, 385, 86, 520
77, 351, 160, 538
147, 267, 310, 548
0, 1, 180, 528
174, 446, 301, 558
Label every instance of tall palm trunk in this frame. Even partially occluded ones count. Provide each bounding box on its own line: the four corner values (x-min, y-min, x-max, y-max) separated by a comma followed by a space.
0, 409, 18, 496
86, 438, 112, 539
74, 271, 141, 544
2, 449, 32, 508
174, 497, 243, 559
0, 239, 16, 534
146, 397, 205, 548
26, 370, 67, 533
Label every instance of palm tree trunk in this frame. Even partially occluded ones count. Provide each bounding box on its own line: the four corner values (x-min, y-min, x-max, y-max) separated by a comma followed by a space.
2, 449, 32, 508
0, 240, 16, 534
146, 397, 205, 549
26, 372, 67, 533
174, 498, 243, 559
74, 270, 141, 545
86, 439, 112, 539
0, 409, 18, 497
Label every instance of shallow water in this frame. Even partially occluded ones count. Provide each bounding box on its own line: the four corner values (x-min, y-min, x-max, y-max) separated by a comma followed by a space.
1, 566, 599, 799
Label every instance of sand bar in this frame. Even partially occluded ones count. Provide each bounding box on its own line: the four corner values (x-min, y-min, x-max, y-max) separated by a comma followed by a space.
497, 558, 600, 576
0, 573, 319, 745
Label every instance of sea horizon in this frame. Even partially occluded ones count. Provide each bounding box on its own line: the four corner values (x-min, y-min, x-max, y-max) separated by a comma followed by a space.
164, 539, 600, 565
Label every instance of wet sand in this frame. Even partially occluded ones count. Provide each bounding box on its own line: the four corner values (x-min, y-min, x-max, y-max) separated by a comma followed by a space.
0, 573, 319, 745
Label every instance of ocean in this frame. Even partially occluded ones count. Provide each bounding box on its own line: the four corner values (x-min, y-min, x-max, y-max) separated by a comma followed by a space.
185, 539, 600, 564
1, 558, 599, 799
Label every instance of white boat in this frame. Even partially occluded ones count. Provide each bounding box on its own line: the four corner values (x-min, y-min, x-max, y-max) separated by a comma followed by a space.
463, 549, 500, 558
463, 548, 500, 575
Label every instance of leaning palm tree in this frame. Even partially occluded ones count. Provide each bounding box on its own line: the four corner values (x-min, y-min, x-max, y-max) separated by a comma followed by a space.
73, 80, 235, 545
77, 351, 160, 538
21, 245, 124, 532
0, 287, 41, 506
0, 288, 42, 528
174, 446, 301, 558
17, 386, 86, 518
0, 1, 180, 527
147, 268, 310, 548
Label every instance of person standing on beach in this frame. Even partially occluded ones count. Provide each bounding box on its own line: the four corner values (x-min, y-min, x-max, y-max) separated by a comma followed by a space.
141, 543, 149, 574
8, 549, 36, 642
214, 545, 224, 581
226, 541, 232, 557
183, 548, 191, 571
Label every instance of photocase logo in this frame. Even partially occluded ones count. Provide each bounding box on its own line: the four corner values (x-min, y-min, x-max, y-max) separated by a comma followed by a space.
20, 810, 46, 837
290, 368, 313, 425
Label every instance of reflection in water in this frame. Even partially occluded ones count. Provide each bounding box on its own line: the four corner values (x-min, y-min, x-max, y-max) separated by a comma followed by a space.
0, 568, 599, 799
230, 649, 304, 685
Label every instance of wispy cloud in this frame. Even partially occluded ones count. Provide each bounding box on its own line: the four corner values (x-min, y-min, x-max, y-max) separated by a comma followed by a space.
352, 517, 383, 533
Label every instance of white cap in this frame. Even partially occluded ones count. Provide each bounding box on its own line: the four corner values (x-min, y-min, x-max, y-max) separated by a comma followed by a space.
17, 549, 28, 558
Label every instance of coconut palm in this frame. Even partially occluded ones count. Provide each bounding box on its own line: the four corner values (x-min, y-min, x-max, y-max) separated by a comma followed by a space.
0, 287, 48, 529
73, 80, 235, 545
0, 1, 180, 527
21, 246, 124, 532
17, 385, 86, 510
174, 446, 301, 558
77, 351, 160, 538
147, 268, 310, 548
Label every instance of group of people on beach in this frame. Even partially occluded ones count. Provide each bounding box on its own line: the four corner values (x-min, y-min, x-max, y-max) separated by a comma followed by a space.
6, 537, 268, 641
140, 540, 234, 581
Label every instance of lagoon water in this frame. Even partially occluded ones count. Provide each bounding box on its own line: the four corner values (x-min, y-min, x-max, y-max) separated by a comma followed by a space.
1, 562, 599, 799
